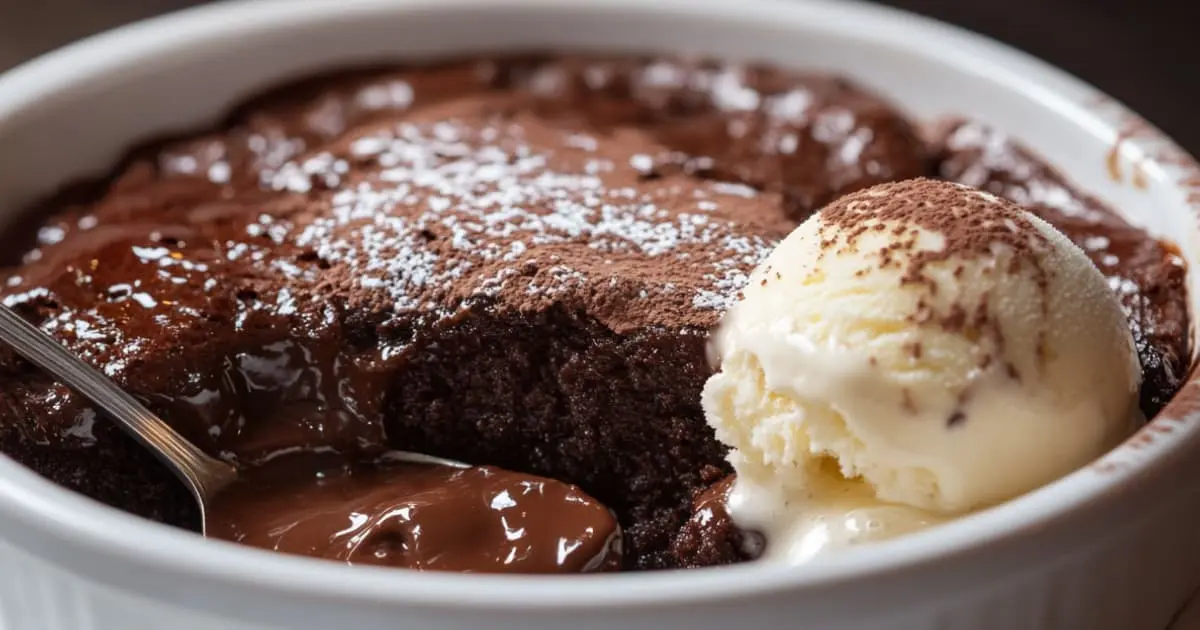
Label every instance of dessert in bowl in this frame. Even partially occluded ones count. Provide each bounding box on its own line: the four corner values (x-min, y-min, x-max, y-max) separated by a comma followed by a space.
0, 0, 1198, 629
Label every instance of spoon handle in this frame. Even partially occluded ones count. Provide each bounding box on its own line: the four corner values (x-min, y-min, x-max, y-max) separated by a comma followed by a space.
0, 305, 235, 499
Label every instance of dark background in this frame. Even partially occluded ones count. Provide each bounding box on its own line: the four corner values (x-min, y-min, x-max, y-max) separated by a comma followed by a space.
1, 0, 1196, 152
881, 0, 1199, 152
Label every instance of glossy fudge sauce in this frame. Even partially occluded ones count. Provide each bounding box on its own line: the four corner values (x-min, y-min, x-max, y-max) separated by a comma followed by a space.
209, 453, 620, 573
0, 55, 1188, 572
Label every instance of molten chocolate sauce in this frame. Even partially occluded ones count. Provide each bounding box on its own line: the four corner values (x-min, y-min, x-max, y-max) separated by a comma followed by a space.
209, 453, 621, 573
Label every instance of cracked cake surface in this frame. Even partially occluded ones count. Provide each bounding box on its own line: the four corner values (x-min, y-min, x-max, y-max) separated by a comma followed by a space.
0, 55, 1188, 571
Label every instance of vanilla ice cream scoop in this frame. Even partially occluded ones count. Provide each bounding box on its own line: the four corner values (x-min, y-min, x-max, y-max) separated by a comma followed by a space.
703, 178, 1141, 563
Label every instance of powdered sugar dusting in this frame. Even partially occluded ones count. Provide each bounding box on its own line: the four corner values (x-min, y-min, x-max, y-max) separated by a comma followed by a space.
283, 115, 775, 320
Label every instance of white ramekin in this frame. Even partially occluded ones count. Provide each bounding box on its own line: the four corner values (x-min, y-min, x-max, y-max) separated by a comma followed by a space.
0, 1, 1198, 628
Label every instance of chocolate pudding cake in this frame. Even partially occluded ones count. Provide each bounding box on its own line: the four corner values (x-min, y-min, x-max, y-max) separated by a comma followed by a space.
0, 56, 1188, 572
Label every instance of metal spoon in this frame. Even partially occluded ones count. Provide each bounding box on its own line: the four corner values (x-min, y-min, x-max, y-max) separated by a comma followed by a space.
0, 304, 464, 534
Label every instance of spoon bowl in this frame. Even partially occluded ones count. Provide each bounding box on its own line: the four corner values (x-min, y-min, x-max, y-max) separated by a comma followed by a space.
0, 304, 465, 534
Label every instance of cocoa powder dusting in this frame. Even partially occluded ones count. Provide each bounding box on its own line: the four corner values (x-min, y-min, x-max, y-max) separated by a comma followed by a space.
816, 179, 1058, 368
820, 178, 1051, 293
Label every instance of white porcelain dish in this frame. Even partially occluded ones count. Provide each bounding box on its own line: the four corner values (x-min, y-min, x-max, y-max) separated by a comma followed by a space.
0, 1, 1198, 628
